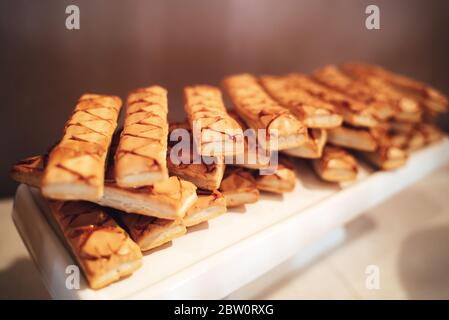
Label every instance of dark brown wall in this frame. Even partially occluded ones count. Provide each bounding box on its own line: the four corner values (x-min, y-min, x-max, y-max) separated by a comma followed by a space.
1, 0, 448, 197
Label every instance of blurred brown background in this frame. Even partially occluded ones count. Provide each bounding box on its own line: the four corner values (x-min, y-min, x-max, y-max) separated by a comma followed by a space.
1, 0, 448, 197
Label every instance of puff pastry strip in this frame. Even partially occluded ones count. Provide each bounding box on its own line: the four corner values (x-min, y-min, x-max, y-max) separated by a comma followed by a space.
327, 126, 378, 152
223, 74, 308, 151
117, 213, 186, 252
358, 146, 408, 170
341, 63, 448, 113
184, 85, 244, 156
220, 167, 259, 207
255, 157, 296, 193
167, 122, 225, 190
259, 75, 343, 128
356, 129, 408, 170
11, 155, 198, 220
283, 129, 327, 159
42, 94, 122, 201
313, 65, 396, 121
341, 64, 422, 123
285, 73, 379, 128
115, 86, 169, 188
183, 190, 227, 227
45, 200, 142, 289
312, 146, 358, 182
226, 111, 274, 170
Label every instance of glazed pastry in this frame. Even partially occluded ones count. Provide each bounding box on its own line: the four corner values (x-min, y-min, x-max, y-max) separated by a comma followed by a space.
167, 122, 225, 190
284, 73, 379, 128
358, 146, 408, 170
341, 64, 422, 123
117, 213, 186, 252
312, 146, 358, 182
356, 128, 408, 170
11, 155, 198, 220
42, 94, 122, 201
341, 62, 448, 113
327, 126, 378, 152
223, 73, 308, 151
388, 120, 415, 134
226, 111, 274, 170
184, 85, 244, 156
255, 157, 296, 193
219, 167, 259, 207
115, 86, 169, 188
101, 175, 197, 220
45, 200, 142, 289
313, 65, 395, 121
183, 189, 227, 227
282, 129, 327, 159
416, 123, 444, 145
406, 130, 426, 151
259, 75, 343, 128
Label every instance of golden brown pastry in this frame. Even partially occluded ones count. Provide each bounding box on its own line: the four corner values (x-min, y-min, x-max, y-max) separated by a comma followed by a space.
117, 213, 186, 252
219, 167, 259, 207
42, 94, 122, 201
341, 62, 448, 113
284, 73, 379, 128
11, 155, 198, 220
406, 130, 426, 151
183, 190, 227, 227
45, 200, 142, 289
327, 126, 378, 152
282, 129, 327, 159
358, 146, 408, 170
184, 85, 244, 156
101, 175, 197, 220
259, 75, 343, 128
255, 157, 296, 193
115, 86, 169, 188
341, 64, 422, 123
312, 146, 358, 182
167, 122, 225, 190
226, 111, 274, 170
223, 73, 308, 151
312, 65, 395, 121
417, 123, 444, 145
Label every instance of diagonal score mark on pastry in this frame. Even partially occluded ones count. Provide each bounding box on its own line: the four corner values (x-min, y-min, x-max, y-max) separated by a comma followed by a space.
44, 200, 142, 289
254, 156, 296, 193
341, 62, 448, 113
259, 75, 343, 129
115, 86, 169, 188
167, 122, 225, 191
341, 64, 422, 123
284, 73, 379, 128
42, 94, 122, 201
312, 146, 358, 182
183, 189, 227, 227
11, 154, 198, 220
219, 167, 259, 207
226, 111, 274, 169
282, 128, 327, 159
312, 65, 395, 121
184, 85, 244, 157
222, 73, 308, 151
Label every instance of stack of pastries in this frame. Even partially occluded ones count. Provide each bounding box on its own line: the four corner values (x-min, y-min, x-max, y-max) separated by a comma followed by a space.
10, 63, 448, 289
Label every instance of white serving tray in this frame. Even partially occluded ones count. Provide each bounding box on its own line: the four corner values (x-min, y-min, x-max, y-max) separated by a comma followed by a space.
12, 138, 449, 299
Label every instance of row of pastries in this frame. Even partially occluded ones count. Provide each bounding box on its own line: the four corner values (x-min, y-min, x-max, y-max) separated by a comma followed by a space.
11, 62, 448, 289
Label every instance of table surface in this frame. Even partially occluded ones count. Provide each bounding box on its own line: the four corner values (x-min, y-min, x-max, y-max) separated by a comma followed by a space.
1, 165, 449, 300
